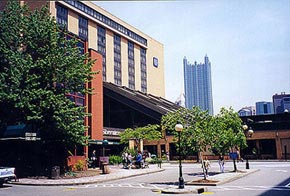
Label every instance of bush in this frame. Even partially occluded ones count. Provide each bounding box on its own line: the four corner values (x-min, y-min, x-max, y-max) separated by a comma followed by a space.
109, 155, 122, 165
147, 157, 162, 164
74, 160, 85, 171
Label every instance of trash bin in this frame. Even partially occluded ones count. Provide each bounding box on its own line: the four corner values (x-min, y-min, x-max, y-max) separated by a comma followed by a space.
101, 162, 110, 174
51, 166, 60, 179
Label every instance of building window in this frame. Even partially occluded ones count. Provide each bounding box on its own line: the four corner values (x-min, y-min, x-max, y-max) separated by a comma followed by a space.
140, 48, 147, 93
56, 4, 68, 29
63, 33, 86, 106
64, 0, 147, 46
128, 41, 135, 90
114, 34, 121, 85
97, 26, 106, 81
79, 15, 88, 40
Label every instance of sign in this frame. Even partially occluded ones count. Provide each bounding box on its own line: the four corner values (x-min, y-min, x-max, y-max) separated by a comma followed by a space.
153, 57, 158, 68
103, 129, 120, 136
229, 152, 238, 159
25, 132, 38, 141
25, 132, 36, 137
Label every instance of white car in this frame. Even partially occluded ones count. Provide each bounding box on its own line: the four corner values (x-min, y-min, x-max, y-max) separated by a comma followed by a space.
0, 167, 17, 187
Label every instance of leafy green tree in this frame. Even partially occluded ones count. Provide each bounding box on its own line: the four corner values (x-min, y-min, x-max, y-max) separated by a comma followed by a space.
0, 1, 95, 170
213, 107, 247, 171
120, 124, 162, 151
161, 106, 215, 179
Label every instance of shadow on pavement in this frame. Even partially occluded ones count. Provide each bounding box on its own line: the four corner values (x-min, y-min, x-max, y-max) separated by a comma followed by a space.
258, 177, 290, 196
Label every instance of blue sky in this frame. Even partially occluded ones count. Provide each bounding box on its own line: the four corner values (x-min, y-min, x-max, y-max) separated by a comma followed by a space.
94, 0, 290, 114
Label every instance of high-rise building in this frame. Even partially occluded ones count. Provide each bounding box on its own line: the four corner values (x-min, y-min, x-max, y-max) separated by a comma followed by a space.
183, 55, 214, 115
273, 93, 290, 114
256, 101, 273, 115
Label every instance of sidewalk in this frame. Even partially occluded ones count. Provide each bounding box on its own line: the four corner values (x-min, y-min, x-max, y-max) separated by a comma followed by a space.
10, 165, 165, 186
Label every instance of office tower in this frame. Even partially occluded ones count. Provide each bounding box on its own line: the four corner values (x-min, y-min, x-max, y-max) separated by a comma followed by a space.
256, 102, 273, 115
183, 55, 214, 115
273, 93, 290, 114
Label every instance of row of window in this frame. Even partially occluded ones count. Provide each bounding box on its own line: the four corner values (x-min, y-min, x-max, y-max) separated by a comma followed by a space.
79, 15, 88, 40
140, 48, 147, 93
57, 4, 147, 91
114, 34, 122, 85
64, 0, 147, 46
97, 26, 107, 81
128, 41, 135, 89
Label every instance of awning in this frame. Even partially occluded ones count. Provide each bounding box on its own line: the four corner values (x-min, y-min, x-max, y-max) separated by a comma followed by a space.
0, 124, 40, 141
88, 139, 119, 145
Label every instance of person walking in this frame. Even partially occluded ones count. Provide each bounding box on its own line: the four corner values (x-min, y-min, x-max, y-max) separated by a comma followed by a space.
135, 151, 142, 169
218, 155, 225, 173
91, 150, 97, 169
166, 151, 170, 162
202, 156, 211, 176
127, 153, 133, 169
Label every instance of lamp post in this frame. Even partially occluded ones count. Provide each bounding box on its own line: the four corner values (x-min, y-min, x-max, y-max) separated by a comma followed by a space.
102, 139, 108, 157
242, 125, 254, 169
175, 123, 184, 189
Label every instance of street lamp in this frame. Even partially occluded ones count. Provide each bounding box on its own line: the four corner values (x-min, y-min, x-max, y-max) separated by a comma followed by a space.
102, 139, 108, 157
175, 123, 184, 189
242, 125, 254, 169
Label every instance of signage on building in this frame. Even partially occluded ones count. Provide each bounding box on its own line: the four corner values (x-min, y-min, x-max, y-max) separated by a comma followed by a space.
103, 129, 121, 136
25, 132, 38, 141
153, 57, 158, 68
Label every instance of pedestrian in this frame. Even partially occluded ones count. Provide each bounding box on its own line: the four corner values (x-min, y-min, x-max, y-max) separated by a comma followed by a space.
91, 150, 97, 169
218, 155, 225, 173
202, 156, 211, 176
127, 153, 133, 169
135, 151, 142, 169
166, 151, 170, 162
122, 152, 128, 168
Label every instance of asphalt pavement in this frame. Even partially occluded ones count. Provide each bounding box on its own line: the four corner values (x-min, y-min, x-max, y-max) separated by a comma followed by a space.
8, 163, 259, 194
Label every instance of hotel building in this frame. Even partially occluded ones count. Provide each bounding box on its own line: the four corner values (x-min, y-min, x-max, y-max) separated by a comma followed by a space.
0, 0, 167, 169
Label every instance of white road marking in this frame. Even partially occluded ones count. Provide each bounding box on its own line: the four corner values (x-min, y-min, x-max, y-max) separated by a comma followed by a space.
276, 169, 288, 172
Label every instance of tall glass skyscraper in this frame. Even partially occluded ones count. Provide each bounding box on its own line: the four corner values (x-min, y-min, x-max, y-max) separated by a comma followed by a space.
183, 55, 214, 115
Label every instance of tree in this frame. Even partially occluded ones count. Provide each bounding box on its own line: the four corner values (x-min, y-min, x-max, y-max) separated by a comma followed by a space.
119, 124, 162, 151
212, 107, 247, 171
161, 106, 215, 179
0, 1, 95, 170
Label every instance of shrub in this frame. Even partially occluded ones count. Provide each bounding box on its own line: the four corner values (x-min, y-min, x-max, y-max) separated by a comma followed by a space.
147, 157, 162, 164
74, 160, 85, 171
109, 155, 122, 165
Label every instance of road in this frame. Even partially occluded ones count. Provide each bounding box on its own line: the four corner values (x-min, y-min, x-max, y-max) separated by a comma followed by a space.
0, 161, 289, 196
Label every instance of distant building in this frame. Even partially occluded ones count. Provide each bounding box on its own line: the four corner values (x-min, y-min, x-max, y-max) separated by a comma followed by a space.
256, 101, 273, 115
183, 55, 214, 115
175, 92, 185, 107
273, 93, 290, 114
238, 106, 256, 116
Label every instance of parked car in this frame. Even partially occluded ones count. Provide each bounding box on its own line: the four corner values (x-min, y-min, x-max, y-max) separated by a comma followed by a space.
0, 167, 17, 187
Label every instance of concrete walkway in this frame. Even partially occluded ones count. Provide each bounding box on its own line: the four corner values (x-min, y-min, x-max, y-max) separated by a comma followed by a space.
10, 165, 165, 186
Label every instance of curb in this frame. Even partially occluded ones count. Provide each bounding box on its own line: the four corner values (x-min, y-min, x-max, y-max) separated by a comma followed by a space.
10, 168, 165, 186
186, 169, 259, 186
161, 187, 207, 194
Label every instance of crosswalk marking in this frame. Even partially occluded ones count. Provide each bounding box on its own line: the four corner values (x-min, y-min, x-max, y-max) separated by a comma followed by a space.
213, 185, 290, 191
69, 183, 290, 192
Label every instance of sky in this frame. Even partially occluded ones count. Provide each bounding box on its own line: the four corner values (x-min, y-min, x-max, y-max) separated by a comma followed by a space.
94, 0, 290, 114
